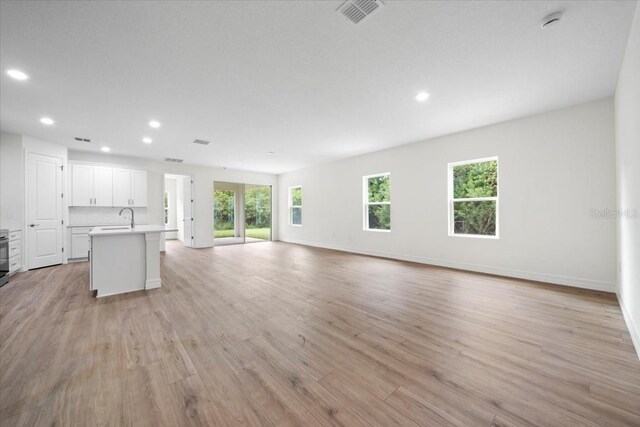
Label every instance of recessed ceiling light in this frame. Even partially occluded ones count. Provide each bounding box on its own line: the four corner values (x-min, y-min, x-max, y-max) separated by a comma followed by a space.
6, 69, 29, 80
415, 92, 430, 102
40, 117, 54, 125
101, 146, 111, 152
267, 151, 274, 155
149, 120, 161, 128
142, 137, 152, 144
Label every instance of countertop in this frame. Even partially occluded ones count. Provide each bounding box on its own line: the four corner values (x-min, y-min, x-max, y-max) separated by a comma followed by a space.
89, 225, 178, 237
68, 224, 143, 228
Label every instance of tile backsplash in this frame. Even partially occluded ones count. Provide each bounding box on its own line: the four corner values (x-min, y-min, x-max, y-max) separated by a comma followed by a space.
69, 207, 147, 226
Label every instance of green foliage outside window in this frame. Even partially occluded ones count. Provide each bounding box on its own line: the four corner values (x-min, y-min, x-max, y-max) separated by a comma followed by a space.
214, 190, 235, 232
245, 187, 271, 229
452, 160, 498, 236
367, 174, 390, 230
291, 186, 302, 225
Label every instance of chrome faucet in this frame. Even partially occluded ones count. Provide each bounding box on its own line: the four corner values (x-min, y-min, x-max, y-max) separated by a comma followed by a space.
119, 207, 135, 229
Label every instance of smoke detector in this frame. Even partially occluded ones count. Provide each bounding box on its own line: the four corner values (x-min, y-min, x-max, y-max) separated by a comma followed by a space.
338, 0, 383, 24
165, 157, 184, 163
540, 11, 563, 29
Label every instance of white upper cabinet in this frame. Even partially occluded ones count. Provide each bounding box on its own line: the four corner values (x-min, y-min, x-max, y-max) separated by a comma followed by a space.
92, 166, 113, 206
71, 164, 113, 206
112, 168, 132, 207
71, 163, 146, 207
71, 164, 93, 206
112, 168, 148, 207
131, 170, 147, 207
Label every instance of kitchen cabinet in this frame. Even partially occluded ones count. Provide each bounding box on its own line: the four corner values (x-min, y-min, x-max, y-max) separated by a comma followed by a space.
8, 230, 21, 274
113, 168, 147, 207
71, 164, 113, 206
112, 168, 132, 207
70, 227, 92, 260
131, 170, 148, 207
70, 163, 147, 207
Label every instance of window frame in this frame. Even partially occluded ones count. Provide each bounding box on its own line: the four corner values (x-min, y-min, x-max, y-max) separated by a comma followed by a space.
289, 185, 303, 226
363, 172, 391, 232
447, 156, 499, 239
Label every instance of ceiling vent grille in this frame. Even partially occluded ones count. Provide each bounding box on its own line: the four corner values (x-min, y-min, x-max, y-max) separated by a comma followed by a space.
193, 139, 210, 145
74, 137, 91, 142
338, 0, 382, 24
165, 157, 184, 163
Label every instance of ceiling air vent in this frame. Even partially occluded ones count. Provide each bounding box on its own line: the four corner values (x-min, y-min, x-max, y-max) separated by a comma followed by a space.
74, 137, 91, 143
338, 0, 382, 24
193, 139, 210, 145
165, 157, 184, 163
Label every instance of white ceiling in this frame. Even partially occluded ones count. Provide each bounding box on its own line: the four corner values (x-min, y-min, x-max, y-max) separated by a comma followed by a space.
0, 1, 636, 174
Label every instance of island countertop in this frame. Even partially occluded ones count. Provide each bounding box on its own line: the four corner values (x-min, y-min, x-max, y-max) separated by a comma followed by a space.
89, 225, 178, 237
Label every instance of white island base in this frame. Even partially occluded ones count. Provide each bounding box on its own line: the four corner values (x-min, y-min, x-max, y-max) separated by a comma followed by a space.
89, 225, 176, 297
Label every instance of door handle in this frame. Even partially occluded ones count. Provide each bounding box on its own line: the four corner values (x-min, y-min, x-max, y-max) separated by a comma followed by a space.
29, 224, 40, 227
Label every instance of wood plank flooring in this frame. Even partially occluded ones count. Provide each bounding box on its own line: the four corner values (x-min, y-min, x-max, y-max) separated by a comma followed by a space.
1, 240, 639, 426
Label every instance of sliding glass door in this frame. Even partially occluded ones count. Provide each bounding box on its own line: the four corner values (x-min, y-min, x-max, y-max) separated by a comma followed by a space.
214, 182, 271, 245
244, 184, 271, 242
214, 189, 236, 239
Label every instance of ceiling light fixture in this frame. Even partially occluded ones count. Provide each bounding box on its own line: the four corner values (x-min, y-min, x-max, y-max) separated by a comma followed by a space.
267, 151, 274, 155
6, 69, 29, 80
101, 146, 111, 152
142, 137, 152, 144
415, 92, 430, 102
40, 117, 55, 125
149, 120, 161, 128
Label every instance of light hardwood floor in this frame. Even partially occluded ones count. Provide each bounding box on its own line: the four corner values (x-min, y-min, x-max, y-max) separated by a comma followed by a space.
1, 240, 639, 426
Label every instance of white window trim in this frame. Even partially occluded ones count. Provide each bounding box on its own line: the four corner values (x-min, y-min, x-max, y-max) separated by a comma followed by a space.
363, 172, 391, 232
289, 185, 302, 226
447, 156, 499, 239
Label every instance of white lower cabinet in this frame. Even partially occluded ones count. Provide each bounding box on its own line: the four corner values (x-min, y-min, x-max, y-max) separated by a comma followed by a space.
8, 230, 22, 274
70, 227, 92, 260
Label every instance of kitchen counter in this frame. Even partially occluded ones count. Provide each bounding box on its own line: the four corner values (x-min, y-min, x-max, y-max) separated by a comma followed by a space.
90, 224, 177, 297
89, 225, 175, 236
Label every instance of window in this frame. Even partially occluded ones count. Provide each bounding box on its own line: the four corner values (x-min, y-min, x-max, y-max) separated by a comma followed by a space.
163, 191, 169, 225
289, 186, 302, 226
448, 157, 498, 238
364, 173, 391, 231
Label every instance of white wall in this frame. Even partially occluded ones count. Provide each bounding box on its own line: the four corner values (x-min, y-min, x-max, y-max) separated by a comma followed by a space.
0, 132, 68, 270
67, 151, 277, 248
0, 132, 24, 231
615, 3, 640, 357
278, 98, 617, 291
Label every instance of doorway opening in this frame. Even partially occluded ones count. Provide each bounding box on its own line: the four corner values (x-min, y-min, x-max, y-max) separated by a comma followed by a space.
164, 174, 194, 248
213, 182, 271, 246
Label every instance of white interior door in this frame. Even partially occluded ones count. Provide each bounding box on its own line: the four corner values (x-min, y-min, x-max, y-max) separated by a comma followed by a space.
27, 153, 63, 269
183, 176, 194, 248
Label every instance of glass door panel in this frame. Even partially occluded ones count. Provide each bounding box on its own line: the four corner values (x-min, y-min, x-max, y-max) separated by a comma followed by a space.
244, 184, 271, 242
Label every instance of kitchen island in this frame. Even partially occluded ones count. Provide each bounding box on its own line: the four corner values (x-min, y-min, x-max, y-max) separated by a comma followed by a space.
89, 225, 177, 297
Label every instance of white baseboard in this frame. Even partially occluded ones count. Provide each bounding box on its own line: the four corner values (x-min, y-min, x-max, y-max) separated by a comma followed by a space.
279, 238, 616, 293
617, 292, 640, 360
145, 278, 161, 290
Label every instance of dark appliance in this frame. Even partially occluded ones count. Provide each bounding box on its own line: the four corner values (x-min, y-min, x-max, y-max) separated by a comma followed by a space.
0, 229, 9, 287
